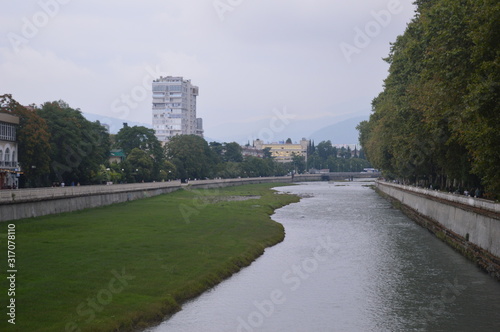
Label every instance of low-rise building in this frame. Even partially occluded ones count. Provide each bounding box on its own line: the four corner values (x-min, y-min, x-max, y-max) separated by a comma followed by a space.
0, 113, 21, 189
241, 145, 264, 158
109, 149, 126, 164
253, 138, 309, 163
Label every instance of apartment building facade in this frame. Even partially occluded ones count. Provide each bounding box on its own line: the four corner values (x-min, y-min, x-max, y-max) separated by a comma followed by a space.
152, 76, 203, 142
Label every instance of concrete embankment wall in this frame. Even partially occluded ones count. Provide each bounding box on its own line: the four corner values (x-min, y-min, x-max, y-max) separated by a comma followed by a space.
0, 177, 293, 222
376, 181, 500, 280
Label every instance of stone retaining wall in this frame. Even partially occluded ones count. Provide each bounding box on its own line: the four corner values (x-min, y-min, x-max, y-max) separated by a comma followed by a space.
376, 181, 500, 280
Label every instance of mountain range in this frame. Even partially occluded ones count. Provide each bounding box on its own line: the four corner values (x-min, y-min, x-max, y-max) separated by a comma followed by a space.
82, 112, 368, 146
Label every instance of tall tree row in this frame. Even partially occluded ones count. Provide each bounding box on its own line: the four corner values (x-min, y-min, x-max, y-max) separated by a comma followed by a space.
307, 140, 371, 172
358, 0, 499, 198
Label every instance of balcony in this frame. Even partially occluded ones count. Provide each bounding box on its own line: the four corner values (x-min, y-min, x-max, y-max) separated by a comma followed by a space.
0, 161, 19, 169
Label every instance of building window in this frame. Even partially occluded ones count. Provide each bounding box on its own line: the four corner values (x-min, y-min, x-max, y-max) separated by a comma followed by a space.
0, 123, 16, 141
153, 85, 167, 92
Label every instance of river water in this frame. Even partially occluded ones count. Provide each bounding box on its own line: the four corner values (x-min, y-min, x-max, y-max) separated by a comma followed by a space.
147, 181, 500, 332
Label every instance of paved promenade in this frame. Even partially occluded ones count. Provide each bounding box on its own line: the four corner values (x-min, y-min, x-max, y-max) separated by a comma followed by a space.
0, 181, 182, 203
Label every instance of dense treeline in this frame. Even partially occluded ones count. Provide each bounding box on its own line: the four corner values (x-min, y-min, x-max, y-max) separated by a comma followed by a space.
357, 0, 499, 198
165, 135, 290, 180
2, 94, 370, 187
0, 96, 289, 185
307, 140, 371, 173
1, 95, 111, 187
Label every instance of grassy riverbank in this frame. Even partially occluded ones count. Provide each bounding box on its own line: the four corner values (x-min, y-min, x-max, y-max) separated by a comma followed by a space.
0, 183, 299, 332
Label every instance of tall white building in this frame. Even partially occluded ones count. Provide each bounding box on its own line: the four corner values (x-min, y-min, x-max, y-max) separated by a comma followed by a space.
152, 76, 203, 142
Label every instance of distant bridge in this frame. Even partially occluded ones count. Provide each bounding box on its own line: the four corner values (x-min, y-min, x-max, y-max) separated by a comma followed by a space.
293, 172, 381, 182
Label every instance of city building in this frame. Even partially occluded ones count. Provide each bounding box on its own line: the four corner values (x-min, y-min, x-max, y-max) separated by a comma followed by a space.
253, 138, 309, 163
0, 113, 21, 189
152, 76, 203, 142
241, 145, 264, 158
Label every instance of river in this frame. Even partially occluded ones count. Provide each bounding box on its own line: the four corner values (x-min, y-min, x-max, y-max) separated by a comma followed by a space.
147, 181, 500, 332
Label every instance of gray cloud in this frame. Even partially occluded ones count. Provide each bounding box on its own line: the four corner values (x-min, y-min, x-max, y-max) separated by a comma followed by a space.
0, 0, 416, 142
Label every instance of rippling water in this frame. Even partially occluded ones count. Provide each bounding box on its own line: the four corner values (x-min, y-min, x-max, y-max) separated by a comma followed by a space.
147, 181, 500, 332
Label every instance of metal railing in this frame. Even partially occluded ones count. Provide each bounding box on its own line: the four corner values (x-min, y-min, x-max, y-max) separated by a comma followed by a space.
0, 181, 182, 203
376, 180, 500, 215
0, 176, 295, 203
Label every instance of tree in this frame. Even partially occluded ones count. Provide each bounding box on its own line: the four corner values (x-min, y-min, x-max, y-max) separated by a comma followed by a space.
224, 142, 243, 163
37, 101, 110, 185
127, 148, 154, 182
0, 95, 51, 187
241, 156, 271, 177
209, 141, 224, 163
357, 0, 498, 196
291, 154, 306, 174
217, 162, 242, 179
316, 141, 334, 160
457, 0, 500, 196
158, 160, 177, 181
165, 135, 216, 181
262, 147, 273, 159
115, 125, 164, 179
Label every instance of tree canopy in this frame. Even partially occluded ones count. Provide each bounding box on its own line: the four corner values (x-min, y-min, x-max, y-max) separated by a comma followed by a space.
38, 100, 110, 185
114, 125, 164, 180
165, 135, 216, 181
358, 0, 500, 197
307, 140, 370, 172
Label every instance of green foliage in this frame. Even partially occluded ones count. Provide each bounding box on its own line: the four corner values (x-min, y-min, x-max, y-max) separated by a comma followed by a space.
37, 101, 110, 185
359, 0, 499, 197
216, 161, 242, 178
241, 156, 271, 177
209, 141, 224, 163
165, 135, 216, 180
262, 147, 273, 159
127, 148, 154, 182
115, 125, 162, 158
209, 141, 243, 163
158, 160, 177, 181
291, 154, 306, 174
224, 142, 243, 162
307, 139, 370, 172
115, 125, 164, 180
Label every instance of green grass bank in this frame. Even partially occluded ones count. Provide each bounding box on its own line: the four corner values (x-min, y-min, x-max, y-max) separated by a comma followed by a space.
0, 183, 299, 332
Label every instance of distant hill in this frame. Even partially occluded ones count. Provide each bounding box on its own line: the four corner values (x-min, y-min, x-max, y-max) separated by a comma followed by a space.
308, 115, 368, 145
80, 111, 368, 145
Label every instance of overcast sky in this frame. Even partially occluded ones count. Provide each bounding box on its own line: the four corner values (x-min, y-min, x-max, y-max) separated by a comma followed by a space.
0, 0, 416, 143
